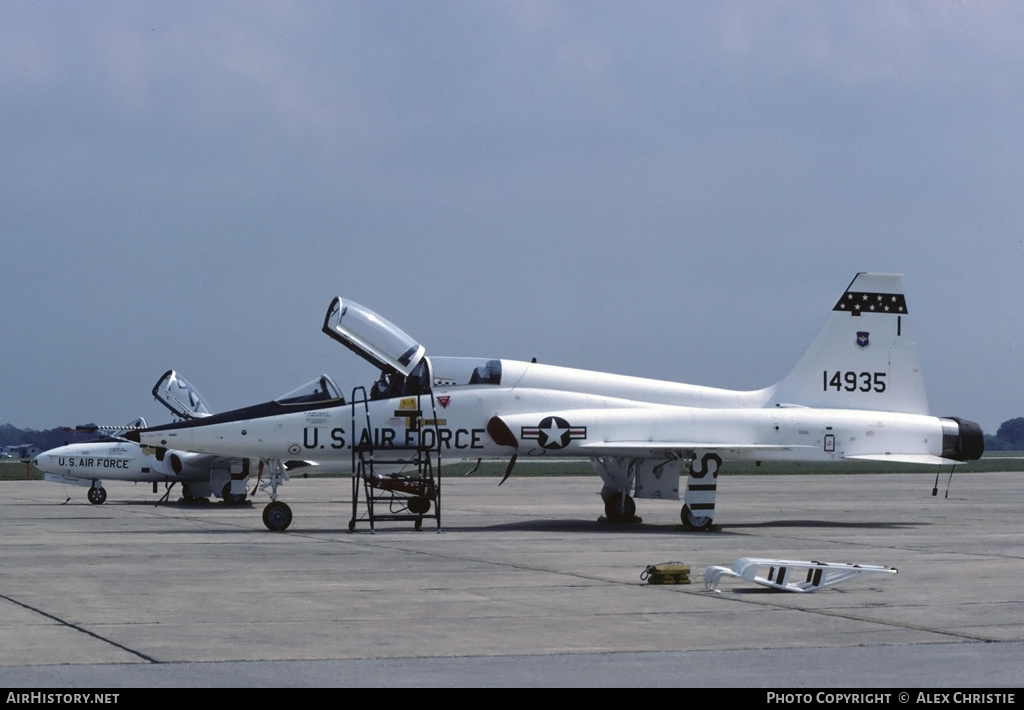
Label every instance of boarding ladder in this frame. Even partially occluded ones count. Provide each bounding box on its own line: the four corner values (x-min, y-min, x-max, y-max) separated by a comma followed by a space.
348, 385, 442, 532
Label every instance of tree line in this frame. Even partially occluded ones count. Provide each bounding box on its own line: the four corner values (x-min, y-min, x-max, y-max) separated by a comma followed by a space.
984, 418, 1024, 451
0, 424, 91, 452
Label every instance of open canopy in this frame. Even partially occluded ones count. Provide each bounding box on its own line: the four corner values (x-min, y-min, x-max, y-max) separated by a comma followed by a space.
322, 297, 425, 376
151, 370, 212, 420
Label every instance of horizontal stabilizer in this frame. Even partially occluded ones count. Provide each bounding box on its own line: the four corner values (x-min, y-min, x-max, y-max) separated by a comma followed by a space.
76, 417, 149, 434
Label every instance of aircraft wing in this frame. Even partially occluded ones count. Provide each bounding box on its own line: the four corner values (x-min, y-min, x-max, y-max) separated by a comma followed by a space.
844, 453, 956, 466
593, 442, 955, 466
579, 441, 813, 453
488, 407, 816, 458
491, 405, 954, 464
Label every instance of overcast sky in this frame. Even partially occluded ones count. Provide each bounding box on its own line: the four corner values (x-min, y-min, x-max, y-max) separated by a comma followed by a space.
2, 1, 1021, 435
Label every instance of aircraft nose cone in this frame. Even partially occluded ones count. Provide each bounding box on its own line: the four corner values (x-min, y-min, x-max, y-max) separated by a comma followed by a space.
33, 450, 67, 474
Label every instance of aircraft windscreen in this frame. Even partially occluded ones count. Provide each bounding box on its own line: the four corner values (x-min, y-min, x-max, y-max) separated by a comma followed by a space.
276, 375, 344, 405
322, 297, 424, 375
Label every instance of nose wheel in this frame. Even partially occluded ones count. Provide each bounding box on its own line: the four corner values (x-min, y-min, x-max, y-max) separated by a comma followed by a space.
263, 501, 293, 531
87, 486, 107, 505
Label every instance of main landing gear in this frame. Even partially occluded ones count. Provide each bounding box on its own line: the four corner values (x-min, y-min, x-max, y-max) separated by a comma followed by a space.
595, 451, 721, 529
681, 504, 714, 531
87, 486, 107, 505
680, 452, 721, 531
180, 482, 208, 504
603, 491, 639, 524
593, 461, 645, 524
221, 483, 248, 505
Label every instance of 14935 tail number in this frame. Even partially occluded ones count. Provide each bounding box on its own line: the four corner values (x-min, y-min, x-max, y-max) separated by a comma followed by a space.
823, 371, 886, 393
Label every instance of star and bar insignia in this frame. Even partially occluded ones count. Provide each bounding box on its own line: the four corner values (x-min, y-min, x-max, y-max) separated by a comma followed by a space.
521, 416, 587, 450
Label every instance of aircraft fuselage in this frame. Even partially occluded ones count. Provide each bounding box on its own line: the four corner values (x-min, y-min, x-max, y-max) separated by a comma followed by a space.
35, 440, 179, 484
135, 358, 971, 471
127, 276, 986, 530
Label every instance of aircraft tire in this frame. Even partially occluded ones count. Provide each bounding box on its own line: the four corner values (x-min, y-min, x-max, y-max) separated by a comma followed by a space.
221, 483, 247, 505
681, 504, 713, 531
87, 487, 107, 505
181, 482, 202, 502
263, 501, 292, 532
604, 492, 636, 523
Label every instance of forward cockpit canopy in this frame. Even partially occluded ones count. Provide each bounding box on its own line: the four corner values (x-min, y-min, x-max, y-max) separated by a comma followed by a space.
320, 297, 505, 398
322, 297, 424, 376
152, 370, 212, 420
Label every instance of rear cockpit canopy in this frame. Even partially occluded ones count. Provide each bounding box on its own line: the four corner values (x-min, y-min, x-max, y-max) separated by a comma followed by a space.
430, 357, 503, 387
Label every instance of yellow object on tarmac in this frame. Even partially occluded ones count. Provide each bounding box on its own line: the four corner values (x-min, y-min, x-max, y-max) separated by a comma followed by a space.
641, 562, 691, 585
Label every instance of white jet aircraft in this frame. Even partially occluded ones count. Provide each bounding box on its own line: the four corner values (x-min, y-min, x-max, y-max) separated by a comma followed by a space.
35, 371, 253, 504
127, 273, 983, 531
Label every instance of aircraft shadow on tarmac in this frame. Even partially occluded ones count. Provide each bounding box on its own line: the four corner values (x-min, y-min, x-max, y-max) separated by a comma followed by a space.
53, 498, 924, 534
338, 518, 925, 535
721, 519, 922, 530
54, 498, 255, 508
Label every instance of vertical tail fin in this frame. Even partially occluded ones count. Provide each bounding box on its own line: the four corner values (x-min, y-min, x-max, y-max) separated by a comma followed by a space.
768, 273, 930, 414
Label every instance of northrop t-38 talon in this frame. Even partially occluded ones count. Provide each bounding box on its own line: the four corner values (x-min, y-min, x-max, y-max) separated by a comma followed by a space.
127, 273, 983, 531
